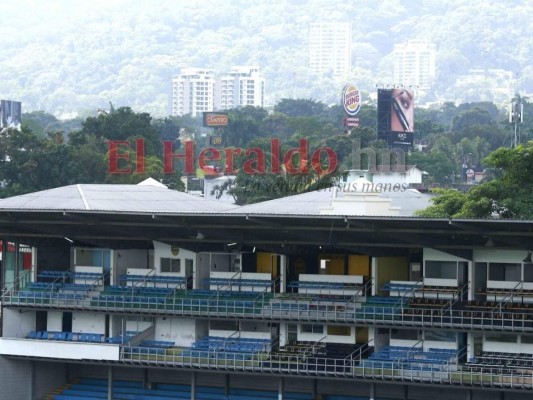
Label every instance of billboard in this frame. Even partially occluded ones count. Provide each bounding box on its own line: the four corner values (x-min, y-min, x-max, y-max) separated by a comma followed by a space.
203, 112, 229, 127
377, 89, 414, 147
0, 100, 22, 130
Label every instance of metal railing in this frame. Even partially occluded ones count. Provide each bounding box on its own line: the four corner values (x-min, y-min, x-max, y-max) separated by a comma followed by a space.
3, 289, 533, 332
118, 345, 533, 389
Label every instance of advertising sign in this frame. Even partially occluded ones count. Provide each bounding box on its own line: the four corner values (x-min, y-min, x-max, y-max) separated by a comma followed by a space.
343, 117, 360, 128
203, 112, 229, 127
377, 89, 414, 148
342, 85, 361, 116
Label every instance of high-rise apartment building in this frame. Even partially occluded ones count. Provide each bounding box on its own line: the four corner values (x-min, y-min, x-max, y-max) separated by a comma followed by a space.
393, 40, 436, 90
171, 67, 265, 116
171, 68, 215, 117
215, 66, 265, 110
309, 22, 352, 77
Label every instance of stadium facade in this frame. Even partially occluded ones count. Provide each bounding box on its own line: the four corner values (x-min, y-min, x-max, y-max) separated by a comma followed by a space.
0, 183, 532, 400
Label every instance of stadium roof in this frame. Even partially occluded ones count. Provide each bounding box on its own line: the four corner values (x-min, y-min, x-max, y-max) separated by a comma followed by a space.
0, 184, 236, 214
225, 186, 431, 216
0, 183, 531, 258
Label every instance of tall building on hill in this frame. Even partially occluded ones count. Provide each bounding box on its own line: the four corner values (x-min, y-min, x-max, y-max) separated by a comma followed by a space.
171, 67, 265, 116
214, 66, 265, 110
309, 22, 352, 77
171, 68, 215, 117
393, 39, 436, 90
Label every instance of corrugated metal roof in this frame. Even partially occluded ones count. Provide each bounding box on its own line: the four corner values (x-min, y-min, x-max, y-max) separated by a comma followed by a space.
0, 184, 238, 214
225, 186, 431, 216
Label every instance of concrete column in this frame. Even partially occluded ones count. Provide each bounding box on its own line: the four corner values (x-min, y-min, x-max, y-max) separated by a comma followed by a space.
29, 361, 35, 400
143, 369, 150, 389
107, 366, 113, 400
278, 377, 284, 400
403, 385, 408, 400
465, 389, 472, 400
224, 374, 230, 397
311, 379, 318, 400
371, 258, 377, 296
280, 255, 287, 293
369, 383, 375, 400
191, 372, 196, 400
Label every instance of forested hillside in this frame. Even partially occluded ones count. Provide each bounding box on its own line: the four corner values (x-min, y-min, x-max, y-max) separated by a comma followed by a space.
0, 0, 531, 117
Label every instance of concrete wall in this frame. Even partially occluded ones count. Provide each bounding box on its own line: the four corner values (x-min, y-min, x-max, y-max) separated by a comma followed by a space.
155, 317, 196, 347
3, 308, 35, 338
47, 311, 63, 332
72, 312, 106, 334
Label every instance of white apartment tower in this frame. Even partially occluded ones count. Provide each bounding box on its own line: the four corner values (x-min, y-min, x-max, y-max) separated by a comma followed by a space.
171, 68, 215, 117
393, 40, 436, 91
309, 22, 352, 77
215, 66, 265, 110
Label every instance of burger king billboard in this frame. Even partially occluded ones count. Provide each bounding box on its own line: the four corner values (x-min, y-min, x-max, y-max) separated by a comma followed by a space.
342, 84, 361, 116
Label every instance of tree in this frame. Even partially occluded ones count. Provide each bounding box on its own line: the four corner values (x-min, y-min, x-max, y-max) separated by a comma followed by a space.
274, 99, 326, 117
212, 169, 339, 205
416, 141, 533, 219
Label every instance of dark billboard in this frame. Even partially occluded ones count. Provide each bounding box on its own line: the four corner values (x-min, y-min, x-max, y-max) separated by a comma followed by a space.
203, 112, 229, 127
0, 100, 22, 130
377, 89, 414, 148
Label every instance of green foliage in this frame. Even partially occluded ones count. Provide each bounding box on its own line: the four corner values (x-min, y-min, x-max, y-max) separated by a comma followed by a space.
274, 99, 326, 117
212, 169, 339, 205
416, 141, 533, 219
415, 189, 468, 218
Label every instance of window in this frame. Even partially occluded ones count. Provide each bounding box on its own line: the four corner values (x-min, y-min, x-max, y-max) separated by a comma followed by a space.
327, 325, 351, 336
489, 263, 520, 281
425, 330, 456, 342
160, 258, 180, 273
522, 335, 533, 344
524, 264, 533, 282
301, 324, 323, 334
424, 261, 457, 279
485, 333, 517, 343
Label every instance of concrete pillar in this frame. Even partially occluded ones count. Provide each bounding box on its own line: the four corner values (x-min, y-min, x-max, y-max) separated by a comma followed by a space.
369, 383, 375, 400
311, 379, 318, 400
465, 389, 473, 400
403, 385, 408, 400
191, 372, 196, 400
29, 361, 35, 400
224, 374, 230, 397
371, 258, 377, 296
278, 377, 284, 400
280, 255, 287, 293
107, 366, 113, 400
143, 369, 150, 389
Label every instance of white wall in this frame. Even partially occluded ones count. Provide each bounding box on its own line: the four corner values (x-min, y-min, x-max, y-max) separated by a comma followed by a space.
153, 242, 196, 286
483, 338, 532, 354
155, 317, 196, 347
423, 248, 468, 262
2, 308, 35, 338
125, 319, 152, 333
47, 311, 63, 332
474, 249, 526, 263
0, 338, 119, 361
72, 312, 106, 334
